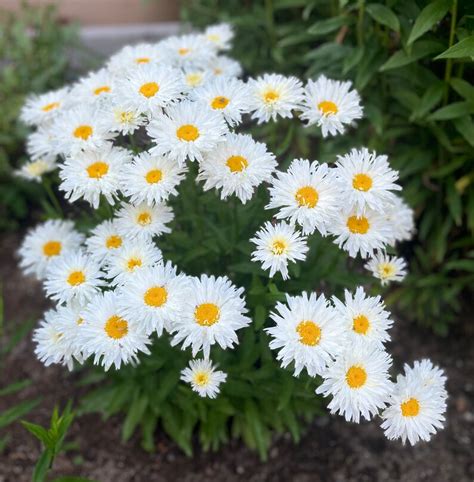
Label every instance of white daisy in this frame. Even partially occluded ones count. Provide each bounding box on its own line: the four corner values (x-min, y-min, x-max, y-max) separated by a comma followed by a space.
250, 221, 309, 280
300, 75, 363, 137
107, 43, 163, 73
381, 363, 447, 445
26, 127, 60, 161
334, 148, 401, 215
316, 341, 393, 423
197, 133, 277, 203
104, 238, 162, 287
183, 68, 212, 90
211, 55, 242, 78
118, 262, 190, 336
120, 151, 188, 205
44, 251, 104, 305
386, 195, 416, 245
204, 23, 234, 51
332, 286, 393, 348
248, 74, 304, 123
147, 100, 228, 165
85, 219, 125, 264
189, 76, 250, 126
71, 68, 115, 105
103, 102, 145, 135
403, 359, 448, 399
266, 159, 340, 235
170, 274, 251, 359
266, 292, 346, 377
181, 358, 227, 398
162, 34, 216, 68
18, 220, 84, 280
20, 87, 70, 127
329, 207, 392, 258
59, 144, 131, 209
115, 201, 174, 241
365, 252, 407, 286
53, 301, 88, 362
14, 156, 57, 182
79, 291, 152, 371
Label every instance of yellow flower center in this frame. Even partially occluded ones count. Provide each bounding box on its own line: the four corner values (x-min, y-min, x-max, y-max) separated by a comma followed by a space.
86, 161, 109, 179
176, 124, 199, 142
186, 73, 203, 87
296, 320, 321, 346
136, 57, 150, 64
145, 169, 163, 184
26, 160, 49, 177
194, 371, 210, 386
295, 186, 319, 208
211, 96, 230, 109
137, 212, 151, 226
347, 216, 370, 234
73, 125, 93, 140
118, 111, 135, 124
105, 315, 128, 339
94, 85, 111, 96
346, 365, 367, 389
178, 47, 190, 55
43, 240, 62, 257
401, 397, 420, 417
379, 263, 396, 278
318, 100, 338, 116
226, 155, 248, 173
353, 315, 370, 335
42, 102, 60, 112
207, 34, 220, 43
76, 317, 84, 325
67, 270, 85, 286
139, 82, 160, 98
105, 235, 122, 249
194, 303, 220, 326
263, 90, 279, 103
144, 286, 168, 307
127, 257, 142, 271
271, 239, 288, 255
353, 173, 373, 192
214, 68, 223, 75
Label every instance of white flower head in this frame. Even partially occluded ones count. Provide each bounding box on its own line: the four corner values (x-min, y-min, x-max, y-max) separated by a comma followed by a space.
183, 68, 212, 90
171, 274, 251, 359
107, 43, 164, 73
18, 220, 84, 280
365, 252, 407, 286
332, 286, 393, 348
267, 292, 346, 377
300, 75, 363, 137
85, 219, 125, 264
162, 34, 216, 68
266, 159, 340, 235
181, 358, 227, 398
71, 68, 115, 105
204, 23, 234, 51
103, 102, 146, 135
53, 301, 88, 362
120, 151, 188, 205
386, 195, 416, 246
250, 221, 309, 280
316, 341, 393, 423
14, 156, 57, 182
147, 100, 228, 166
20, 87, 70, 127
211, 55, 242, 78
248, 73, 304, 123
26, 127, 60, 161
197, 133, 277, 203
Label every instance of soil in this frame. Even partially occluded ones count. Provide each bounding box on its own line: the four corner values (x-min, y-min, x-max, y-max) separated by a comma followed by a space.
1, 232, 473, 482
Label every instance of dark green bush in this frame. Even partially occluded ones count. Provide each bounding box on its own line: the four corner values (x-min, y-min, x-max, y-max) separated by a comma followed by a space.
181, 0, 474, 334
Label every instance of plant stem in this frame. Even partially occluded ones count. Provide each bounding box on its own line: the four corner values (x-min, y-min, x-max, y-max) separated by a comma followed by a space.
357, 0, 365, 46
43, 176, 63, 217
265, 0, 276, 49
443, 0, 458, 104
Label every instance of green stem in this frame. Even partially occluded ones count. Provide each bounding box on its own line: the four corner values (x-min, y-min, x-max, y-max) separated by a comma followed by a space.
357, 0, 365, 46
265, 0, 276, 49
443, 0, 458, 104
43, 177, 63, 217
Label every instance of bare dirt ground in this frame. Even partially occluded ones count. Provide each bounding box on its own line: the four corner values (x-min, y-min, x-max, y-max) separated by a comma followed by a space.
1, 233, 473, 482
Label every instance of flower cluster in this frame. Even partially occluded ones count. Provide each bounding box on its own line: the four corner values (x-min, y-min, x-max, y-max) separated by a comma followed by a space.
17, 23, 445, 446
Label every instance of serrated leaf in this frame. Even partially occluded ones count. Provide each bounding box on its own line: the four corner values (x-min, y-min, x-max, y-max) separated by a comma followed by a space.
366, 4, 400, 31
435, 36, 474, 59
407, 0, 451, 46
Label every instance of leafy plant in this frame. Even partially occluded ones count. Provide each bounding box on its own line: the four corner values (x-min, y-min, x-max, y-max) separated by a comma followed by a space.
181, 0, 474, 334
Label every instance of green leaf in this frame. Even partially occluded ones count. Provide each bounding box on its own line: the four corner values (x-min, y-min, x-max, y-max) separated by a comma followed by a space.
435, 36, 474, 59
307, 16, 348, 36
407, 0, 451, 46
0, 398, 40, 429
410, 82, 444, 120
366, 4, 400, 31
453, 116, 474, 147
52, 477, 98, 482
21, 421, 53, 448
32, 450, 53, 482
0, 378, 31, 396
122, 394, 148, 441
379, 40, 444, 71
450, 78, 474, 103
428, 101, 473, 121
446, 179, 462, 225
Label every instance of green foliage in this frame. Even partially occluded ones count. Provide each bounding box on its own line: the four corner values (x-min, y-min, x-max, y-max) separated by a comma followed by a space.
0, 2, 79, 230
181, 0, 474, 334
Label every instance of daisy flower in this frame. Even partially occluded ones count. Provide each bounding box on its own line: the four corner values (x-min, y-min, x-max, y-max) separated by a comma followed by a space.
59, 144, 131, 209
115, 201, 174, 241
404, 359, 448, 399
120, 151, 188, 205
85, 219, 125, 264
266, 159, 340, 235
147, 100, 228, 165
181, 359, 227, 398
381, 362, 447, 445
53, 301, 88, 362
248, 73, 304, 123
170, 274, 251, 359
71, 68, 115, 105
334, 148, 401, 214
204, 23, 234, 51
329, 207, 392, 258
316, 341, 393, 423
44, 251, 104, 305
332, 286, 393, 348
104, 239, 162, 286
386, 195, 416, 245
79, 291, 152, 371
107, 43, 163, 73
115, 64, 187, 116
183, 68, 211, 90
18, 220, 84, 280
15, 156, 57, 182
103, 102, 145, 135
20, 87, 70, 126
118, 262, 190, 336
211, 55, 242, 78
300, 75, 363, 137
250, 221, 309, 280
26, 127, 60, 161
197, 133, 277, 203
365, 252, 407, 286
189, 76, 250, 126
162, 34, 216, 68
267, 292, 346, 377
